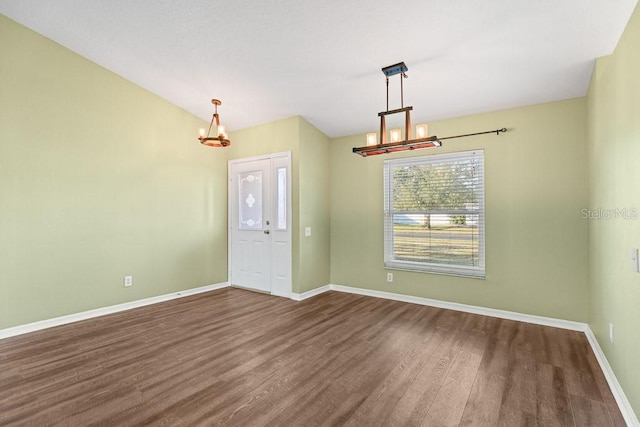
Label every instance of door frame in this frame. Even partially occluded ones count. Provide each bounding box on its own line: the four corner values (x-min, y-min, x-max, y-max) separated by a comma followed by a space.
227, 151, 292, 297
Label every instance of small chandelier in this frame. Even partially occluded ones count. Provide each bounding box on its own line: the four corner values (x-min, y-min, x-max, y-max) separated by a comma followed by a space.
198, 98, 230, 147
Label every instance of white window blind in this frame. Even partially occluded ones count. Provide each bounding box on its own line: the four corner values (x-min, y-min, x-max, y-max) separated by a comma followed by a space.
383, 150, 485, 278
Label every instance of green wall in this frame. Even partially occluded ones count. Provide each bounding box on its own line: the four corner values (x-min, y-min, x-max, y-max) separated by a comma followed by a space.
298, 119, 331, 292
330, 98, 589, 322
227, 116, 331, 294
587, 2, 640, 415
0, 15, 228, 328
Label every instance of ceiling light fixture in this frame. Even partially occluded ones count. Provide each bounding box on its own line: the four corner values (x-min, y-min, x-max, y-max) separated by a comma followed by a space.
353, 62, 507, 157
198, 98, 230, 147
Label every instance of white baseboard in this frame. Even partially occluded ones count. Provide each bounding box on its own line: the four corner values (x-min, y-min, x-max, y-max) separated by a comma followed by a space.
328, 284, 588, 331
584, 327, 639, 426
0, 282, 230, 340
290, 285, 331, 301
174, 282, 229, 297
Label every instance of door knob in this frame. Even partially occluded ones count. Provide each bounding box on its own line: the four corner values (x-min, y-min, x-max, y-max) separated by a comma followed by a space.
264, 230, 270, 234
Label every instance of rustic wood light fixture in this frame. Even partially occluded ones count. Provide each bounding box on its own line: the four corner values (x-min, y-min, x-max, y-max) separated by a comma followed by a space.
353, 62, 507, 157
198, 99, 231, 147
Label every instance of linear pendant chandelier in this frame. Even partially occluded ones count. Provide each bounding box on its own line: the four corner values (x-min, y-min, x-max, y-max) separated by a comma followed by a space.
353, 62, 507, 157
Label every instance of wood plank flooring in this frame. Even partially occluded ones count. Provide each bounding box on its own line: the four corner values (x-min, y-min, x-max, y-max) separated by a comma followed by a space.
0, 288, 626, 426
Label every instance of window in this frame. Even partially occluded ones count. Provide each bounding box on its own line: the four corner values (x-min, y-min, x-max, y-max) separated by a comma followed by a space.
276, 167, 287, 230
383, 150, 485, 278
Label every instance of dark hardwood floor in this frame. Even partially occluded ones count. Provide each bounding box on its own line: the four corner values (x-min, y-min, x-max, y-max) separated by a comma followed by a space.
0, 288, 625, 426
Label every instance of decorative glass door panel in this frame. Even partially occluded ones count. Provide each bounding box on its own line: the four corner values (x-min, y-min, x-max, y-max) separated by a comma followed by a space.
239, 170, 263, 230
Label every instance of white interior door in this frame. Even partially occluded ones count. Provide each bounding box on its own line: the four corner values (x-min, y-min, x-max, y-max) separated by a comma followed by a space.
229, 153, 291, 296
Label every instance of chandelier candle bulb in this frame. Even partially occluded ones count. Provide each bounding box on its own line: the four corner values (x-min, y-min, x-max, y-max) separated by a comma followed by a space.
416, 124, 428, 138
218, 124, 226, 138
390, 128, 402, 142
199, 128, 206, 138
366, 133, 377, 146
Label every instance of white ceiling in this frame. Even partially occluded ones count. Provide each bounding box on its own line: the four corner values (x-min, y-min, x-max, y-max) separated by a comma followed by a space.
1, 0, 637, 138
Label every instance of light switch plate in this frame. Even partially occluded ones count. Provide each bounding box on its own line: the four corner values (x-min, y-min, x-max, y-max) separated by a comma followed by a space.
631, 248, 639, 273
305, 227, 311, 237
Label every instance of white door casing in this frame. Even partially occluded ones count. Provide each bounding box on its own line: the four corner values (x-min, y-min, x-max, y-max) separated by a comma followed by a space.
228, 152, 292, 296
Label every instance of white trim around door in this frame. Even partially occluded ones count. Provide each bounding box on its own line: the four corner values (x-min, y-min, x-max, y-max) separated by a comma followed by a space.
228, 152, 292, 297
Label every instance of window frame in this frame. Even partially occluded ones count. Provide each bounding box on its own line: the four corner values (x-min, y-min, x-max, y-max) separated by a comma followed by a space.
383, 149, 486, 278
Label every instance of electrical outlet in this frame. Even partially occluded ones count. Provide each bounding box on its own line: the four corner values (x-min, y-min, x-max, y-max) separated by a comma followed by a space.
305, 227, 311, 237
609, 323, 614, 344
387, 272, 393, 282
124, 275, 133, 287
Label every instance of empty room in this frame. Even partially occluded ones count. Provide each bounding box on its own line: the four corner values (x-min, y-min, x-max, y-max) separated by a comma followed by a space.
1, 1, 639, 425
